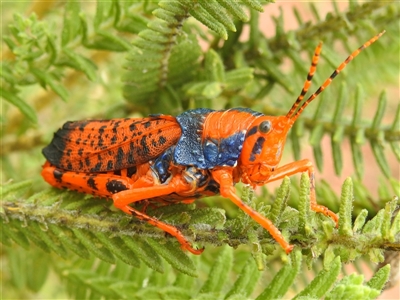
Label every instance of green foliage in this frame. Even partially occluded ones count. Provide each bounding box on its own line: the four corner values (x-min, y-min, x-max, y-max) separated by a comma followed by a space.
1, 1, 399, 299
2, 176, 399, 298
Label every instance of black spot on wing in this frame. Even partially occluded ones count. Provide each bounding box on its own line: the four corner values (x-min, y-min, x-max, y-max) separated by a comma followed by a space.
159, 136, 167, 146
110, 135, 118, 144
78, 121, 89, 131
98, 125, 107, 134
129, 122, 137, 131
116, 147, 124, 169
140, 135, 150, 155
127, 142, 136, 165
42, 126, 69, 168
127, 153, 135, 165
112, 127, 118, 134
90, 162, 102, 172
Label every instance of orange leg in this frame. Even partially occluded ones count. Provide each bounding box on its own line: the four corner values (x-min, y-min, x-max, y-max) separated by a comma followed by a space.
41, 162, 136, 197
112, 175, 204, 255
265, 159, 338, 226
212, 168, 294, 254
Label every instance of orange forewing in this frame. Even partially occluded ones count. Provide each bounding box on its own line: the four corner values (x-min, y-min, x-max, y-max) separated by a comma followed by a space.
42, 115, 181, 172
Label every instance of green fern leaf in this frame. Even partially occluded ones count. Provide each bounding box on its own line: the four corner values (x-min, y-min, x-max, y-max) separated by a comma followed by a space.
294, 256, 341, 299
2, 2, 399, 299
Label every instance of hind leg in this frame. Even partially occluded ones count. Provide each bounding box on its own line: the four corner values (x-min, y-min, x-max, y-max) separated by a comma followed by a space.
41, 161, 137, 197
42, 162, 204, 254
112, 173, 204, 255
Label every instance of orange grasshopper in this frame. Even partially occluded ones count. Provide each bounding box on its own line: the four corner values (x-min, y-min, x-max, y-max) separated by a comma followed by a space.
42, 31, 385, 254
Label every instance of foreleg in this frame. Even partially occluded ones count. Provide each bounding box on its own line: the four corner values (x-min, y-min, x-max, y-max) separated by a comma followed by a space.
266, 159, 338, 225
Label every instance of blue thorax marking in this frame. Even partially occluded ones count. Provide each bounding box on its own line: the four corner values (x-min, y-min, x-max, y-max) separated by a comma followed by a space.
174, 108, 213, 169
151, 146, 174, 183
174, 108, 261, 169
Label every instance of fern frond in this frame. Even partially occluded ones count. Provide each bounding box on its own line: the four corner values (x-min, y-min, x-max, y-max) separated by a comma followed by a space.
122, 2, 196, 112
2, 2, 399, 299
289, 86, 399, 179
1, 2, 146, 122
122, 0, 263, 112
256, 250, 302, 300
324, 267, 390, 300
267, 1, 397, 53
182, 49, 254, 104
184, 0, 264, 39
2, 176, 399, 274
5, 239, 393, 299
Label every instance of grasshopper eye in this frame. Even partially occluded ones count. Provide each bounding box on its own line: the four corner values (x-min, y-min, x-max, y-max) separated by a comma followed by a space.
258, 120, 271, 133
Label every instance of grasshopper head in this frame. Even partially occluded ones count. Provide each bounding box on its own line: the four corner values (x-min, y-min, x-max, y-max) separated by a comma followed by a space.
238, 31, 385, 186
239, 115, 294, 185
